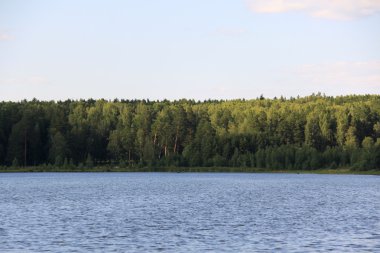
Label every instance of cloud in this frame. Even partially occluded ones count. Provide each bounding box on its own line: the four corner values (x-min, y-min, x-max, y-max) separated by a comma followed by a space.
0, 76, 50, 86
213, 27, 247, 37
0, 32, 13, 41
247, 0, 380, 20
295, 61, 380, 88
191, 61, 380, 99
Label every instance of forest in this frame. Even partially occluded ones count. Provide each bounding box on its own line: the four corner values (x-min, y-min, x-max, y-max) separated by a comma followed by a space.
0, 94, 379, 171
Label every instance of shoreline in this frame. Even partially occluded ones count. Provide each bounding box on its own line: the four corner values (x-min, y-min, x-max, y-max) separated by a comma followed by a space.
1, 167, 379, 175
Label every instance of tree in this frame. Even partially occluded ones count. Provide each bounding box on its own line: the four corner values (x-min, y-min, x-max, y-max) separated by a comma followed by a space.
345, 126, 358, 150
133, 103, 152, 163
0, 96, 379, 170
374, 122, 380, 138
107, 104, 136, 165
85, 154, 94, 168
195, 118, 216, 166
305, 112, 324, 150
68, 102, 89, 163
152, 107, 173, 158
6, 107, 47, 166
49, 131, 68, 164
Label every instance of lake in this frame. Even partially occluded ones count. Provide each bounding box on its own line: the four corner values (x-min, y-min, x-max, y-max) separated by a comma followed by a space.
0, 173, 379, 252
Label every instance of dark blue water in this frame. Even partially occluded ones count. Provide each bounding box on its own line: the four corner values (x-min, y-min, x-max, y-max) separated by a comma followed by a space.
0, 173, 379, 252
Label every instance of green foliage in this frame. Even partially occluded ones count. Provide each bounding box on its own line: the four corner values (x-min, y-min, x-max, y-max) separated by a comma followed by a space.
49, 131, 67, 164
0, 95, 379, 170
85, 154, 94, 168
345, 126, 359, 150
54, 155, 63, 167
12, 158, 19, 168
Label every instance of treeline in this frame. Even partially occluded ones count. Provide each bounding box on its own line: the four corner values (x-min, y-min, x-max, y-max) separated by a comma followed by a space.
0, 94, 380, 170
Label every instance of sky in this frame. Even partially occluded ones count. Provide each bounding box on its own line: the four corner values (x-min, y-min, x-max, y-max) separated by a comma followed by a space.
0, 0, 379, 101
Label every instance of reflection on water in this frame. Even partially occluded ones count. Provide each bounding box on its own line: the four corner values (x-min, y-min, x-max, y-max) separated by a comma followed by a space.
0, 173, 379, 252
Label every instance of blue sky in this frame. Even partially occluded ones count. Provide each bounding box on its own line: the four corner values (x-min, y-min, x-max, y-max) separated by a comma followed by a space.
0, 0, 379, 101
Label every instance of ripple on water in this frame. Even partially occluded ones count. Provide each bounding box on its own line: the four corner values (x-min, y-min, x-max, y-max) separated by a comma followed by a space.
0, 173, 379, 252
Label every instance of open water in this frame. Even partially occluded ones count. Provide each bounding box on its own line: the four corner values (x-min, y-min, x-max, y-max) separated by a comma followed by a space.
0, 173, 379, 252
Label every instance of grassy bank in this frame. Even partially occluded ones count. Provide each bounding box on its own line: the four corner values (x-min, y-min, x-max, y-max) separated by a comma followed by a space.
1, 166, 380, 175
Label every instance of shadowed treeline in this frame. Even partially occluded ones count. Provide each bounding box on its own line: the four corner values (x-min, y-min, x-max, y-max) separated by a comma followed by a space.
0, 94, 379, 171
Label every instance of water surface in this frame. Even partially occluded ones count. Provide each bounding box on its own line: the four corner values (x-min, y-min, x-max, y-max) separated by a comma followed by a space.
0, 173, 379, 252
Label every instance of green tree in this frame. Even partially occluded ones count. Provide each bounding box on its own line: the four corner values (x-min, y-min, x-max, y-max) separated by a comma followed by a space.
305, 112, 324, 150
49, 131, 68, 164
345, 126, 358, 149
133, 103, 152, 163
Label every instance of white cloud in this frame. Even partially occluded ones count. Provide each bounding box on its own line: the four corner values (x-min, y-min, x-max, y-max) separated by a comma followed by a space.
247, 0, 380, 20
188, 61, 380, 99
0, 76, 50, 86
0, 32, 13, 41
295, 61, 380, 88
213, 27, 247, 37
27, 76, 50, 85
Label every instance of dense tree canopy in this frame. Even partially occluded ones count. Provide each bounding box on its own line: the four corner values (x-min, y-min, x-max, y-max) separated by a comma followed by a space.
0, 94, 379, 170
